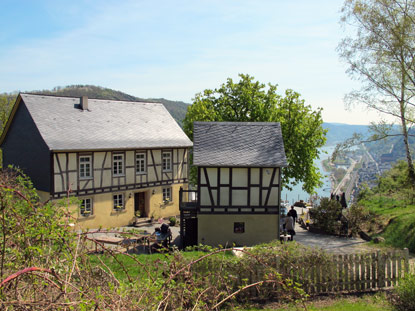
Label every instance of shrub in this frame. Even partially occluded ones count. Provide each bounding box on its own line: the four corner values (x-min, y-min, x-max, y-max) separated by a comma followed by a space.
309, 197, 343, 234
390, 273, 415, 311
345, 203, 375, 236
169, 216, 177, 226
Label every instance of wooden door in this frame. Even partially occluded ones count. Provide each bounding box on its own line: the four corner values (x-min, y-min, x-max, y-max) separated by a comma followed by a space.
134, 192, 146, 217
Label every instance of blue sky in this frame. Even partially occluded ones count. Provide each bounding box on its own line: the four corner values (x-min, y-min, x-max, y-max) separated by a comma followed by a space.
0, 0, 383, 124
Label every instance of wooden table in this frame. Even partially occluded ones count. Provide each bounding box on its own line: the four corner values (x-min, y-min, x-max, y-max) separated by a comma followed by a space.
92, 234, 153, 253
93, 236, 124, 252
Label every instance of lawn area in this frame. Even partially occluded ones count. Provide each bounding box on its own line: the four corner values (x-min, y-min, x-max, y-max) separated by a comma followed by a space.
244, 293, 392, 311
88, 250, 233, 282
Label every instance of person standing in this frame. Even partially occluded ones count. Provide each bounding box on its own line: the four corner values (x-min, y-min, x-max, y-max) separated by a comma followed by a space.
284, 214, 295, 241
340, 192, 348, 209
287, 206, 298, 228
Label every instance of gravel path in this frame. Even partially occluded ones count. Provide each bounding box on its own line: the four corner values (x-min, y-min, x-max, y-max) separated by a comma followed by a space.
293, 225, 377, 254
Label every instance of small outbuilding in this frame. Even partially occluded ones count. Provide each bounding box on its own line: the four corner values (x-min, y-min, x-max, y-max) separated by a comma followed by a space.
180, 121, 287, 247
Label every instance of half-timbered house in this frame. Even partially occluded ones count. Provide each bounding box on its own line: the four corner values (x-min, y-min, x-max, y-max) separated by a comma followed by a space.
0, 94, 192, 229
180, 122, 287, 247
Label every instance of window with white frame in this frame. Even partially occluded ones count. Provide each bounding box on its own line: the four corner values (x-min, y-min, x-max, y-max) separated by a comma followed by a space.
162, 151, 172, 172
162, 187, 172, 203
80, 198, 93, 216
113, 194, 124, 210
113, 154, 124, 176
136, 152, 146, 174
79, 155, 92, 179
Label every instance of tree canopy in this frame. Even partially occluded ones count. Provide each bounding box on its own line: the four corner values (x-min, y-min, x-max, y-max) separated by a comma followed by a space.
338, 0, 415, 185
183, 74, 327, 194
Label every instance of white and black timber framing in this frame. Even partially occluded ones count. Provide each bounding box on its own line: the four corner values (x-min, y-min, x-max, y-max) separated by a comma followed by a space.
197, 166, 281, 214
51, 148, 189, 199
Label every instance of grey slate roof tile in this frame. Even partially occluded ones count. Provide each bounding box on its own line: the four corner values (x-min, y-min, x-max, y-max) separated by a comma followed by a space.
20, 94, 193, 151
193, 122, 287, 167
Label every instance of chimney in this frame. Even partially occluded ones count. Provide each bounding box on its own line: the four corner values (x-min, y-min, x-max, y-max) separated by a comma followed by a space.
80, 96, 88, 111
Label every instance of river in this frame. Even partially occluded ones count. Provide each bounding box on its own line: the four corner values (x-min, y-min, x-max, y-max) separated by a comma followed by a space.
281, 145, 335, 205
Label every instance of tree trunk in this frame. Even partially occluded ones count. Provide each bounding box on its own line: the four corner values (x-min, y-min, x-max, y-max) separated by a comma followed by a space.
400, 111, 415, 185
399, 67, 415, 186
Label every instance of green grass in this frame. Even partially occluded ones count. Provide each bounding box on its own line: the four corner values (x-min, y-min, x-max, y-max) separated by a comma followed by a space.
243, 294, 391, 311
359, 196, 415, 252
88, 250, 232, 282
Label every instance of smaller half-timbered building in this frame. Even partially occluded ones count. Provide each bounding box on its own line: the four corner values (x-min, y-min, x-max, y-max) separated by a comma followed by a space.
1, 94, 192, 229
180, 122, 287, 247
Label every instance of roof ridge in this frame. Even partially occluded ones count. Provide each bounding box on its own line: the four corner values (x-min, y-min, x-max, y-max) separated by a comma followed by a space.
194, 121, 280, 126
21, 93, 161, 105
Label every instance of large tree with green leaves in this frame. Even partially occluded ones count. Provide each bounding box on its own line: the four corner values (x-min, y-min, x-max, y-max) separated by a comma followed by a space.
338, 0, 415, 185
183, 74, 327, 194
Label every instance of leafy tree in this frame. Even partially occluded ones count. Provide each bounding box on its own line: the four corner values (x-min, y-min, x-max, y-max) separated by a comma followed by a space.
183, 74, 327, 194
338, 0, 415, 185
0, 94, 15, 134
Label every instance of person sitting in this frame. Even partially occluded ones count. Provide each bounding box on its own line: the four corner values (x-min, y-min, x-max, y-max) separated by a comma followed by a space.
151, 224, 172, 252
159, 223, 172, 247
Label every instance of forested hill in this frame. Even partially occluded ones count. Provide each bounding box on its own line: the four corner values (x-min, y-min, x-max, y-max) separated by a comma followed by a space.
31, 85, 189, 126
2, 85, 372, 144
323, 123, 371, 146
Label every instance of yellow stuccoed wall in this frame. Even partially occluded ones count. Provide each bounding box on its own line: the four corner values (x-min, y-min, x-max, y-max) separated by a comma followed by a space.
197, 214, 279, 247
37, 190, 51, 203
37, 183, 185, 230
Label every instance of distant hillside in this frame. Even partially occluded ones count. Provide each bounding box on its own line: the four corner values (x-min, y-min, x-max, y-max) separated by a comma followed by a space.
31, 85, 189, 126
323, 123, 370, 146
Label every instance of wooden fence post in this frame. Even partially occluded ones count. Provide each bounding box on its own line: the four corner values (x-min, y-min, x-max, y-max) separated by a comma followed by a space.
344, 254, 349, 291
360, 253, 365, 291
404, 248, 409, 276
391, 251, 397, 286
337, 254, 343, 292
377, 251, 385, 288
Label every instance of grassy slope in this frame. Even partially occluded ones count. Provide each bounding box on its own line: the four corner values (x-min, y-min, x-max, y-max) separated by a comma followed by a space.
359, 196, 415, 252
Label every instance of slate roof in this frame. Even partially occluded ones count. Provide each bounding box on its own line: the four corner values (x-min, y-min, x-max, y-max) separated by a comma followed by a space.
193, 122, 287, 167
12, 94, 193, 151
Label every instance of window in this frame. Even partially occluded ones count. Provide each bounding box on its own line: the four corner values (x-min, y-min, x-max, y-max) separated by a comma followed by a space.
113, 194, 124, 210
80, 198, 93, 216
136, 152, 146, 174
79, 155, 92, 179
162, 151, 172, 172
162, 187, 172, 202
113, 154, 124, 176
234, 222, 245, 234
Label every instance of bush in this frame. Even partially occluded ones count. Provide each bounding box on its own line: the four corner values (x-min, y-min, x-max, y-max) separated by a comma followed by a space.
390, 273, 415, 311
169, 216, 177, 226
309, 197, 343, 235
345, 203, 375, 236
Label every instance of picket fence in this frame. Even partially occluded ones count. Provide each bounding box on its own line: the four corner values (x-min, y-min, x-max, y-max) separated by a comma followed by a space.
300, 249, 407, 293
245, 248, 410, 295
193, 248, 409, 295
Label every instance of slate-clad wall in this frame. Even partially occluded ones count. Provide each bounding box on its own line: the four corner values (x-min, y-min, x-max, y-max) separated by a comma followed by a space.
2, 102, 51, 191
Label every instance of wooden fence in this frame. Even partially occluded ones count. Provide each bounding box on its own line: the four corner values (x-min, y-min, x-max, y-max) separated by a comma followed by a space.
292, 249, 410, 294
193, 248, 410, 296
